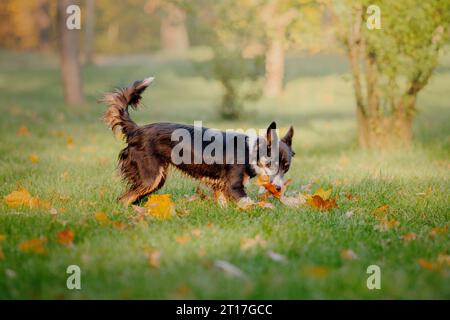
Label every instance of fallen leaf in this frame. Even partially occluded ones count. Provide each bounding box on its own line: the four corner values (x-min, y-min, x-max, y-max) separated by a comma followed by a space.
94, 211, 110, 224
29, 153, 39, 163
375, 217, 399, 231
0, 234, 6, 242
429, 226, 448, 237
3, 187, 50, 209
214, 260, 247, 279
57, 229, 74, 246
307, 195, 337, 210
345, 210, 354, 218
17, 125, 29, 136
67, 136, 75, 147
313, 187, 332, 200
280, 195, 304, 207
437, 254, 450, 267
144, 194, 175, 220
341, 249, 358, 260
267, 250, 287, 263
400, 232, 417, 241
18, 237, 47, 254
372, 204, 390, 216
112, 221, 127, 230
417, 259, 435, 270
240, 235, 267, 251
175, 235, 191, 244
191, 229, 201, 237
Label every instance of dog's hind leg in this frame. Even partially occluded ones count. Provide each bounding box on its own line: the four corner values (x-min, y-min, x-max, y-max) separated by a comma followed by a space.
118, 153, 169, 206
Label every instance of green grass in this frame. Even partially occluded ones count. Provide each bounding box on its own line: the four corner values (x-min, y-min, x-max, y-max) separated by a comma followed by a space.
0, 50, 449, 299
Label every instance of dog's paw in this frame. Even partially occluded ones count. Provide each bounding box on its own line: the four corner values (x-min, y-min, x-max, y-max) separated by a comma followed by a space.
214, 191, 228, 208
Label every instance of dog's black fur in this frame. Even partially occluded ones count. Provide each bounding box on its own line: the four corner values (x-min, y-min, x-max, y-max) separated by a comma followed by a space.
101, 78, 294, 206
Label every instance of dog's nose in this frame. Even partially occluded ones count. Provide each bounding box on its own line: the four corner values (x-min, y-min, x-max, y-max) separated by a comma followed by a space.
275, 185, 282, 192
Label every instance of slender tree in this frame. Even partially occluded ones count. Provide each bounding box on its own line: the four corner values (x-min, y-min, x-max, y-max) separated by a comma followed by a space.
84, 0, 95, 64
57, 0, 84, 105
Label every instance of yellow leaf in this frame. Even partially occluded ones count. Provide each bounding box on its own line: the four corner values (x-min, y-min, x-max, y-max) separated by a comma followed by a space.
67, 136, 75, 147
18, 237, 47, 254
94, 211, 110, 224
191, 229, 202, 237
0, 234, 6, 242
175, 235, 191, 244
3, 187, 50, 209
313, 187, 332, 200
375, 218, 399, 231
144, 194, 175, 220
29, 153, 39, 163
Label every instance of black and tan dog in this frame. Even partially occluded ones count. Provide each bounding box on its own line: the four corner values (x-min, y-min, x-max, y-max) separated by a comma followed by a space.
101, 77, 294, 207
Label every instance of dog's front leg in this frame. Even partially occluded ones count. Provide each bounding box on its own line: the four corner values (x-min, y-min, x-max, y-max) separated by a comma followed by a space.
227, 183, 254, 209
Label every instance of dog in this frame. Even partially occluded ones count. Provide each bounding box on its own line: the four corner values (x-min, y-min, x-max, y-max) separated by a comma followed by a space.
101, 77, 295, 207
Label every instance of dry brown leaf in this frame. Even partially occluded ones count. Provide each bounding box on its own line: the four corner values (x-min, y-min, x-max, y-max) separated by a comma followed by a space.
417, 259, 435, 270
375, 217, 399, 231
191, 228, 202, 237
94, 211, 110, 224
307, 194, 337, 210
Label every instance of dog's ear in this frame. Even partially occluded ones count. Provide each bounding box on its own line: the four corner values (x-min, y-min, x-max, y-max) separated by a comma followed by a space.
266, 121, 278, 148
282, 125, 294, 147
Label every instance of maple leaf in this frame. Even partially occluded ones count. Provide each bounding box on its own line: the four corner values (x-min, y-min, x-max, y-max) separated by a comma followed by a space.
307, 195, 337, 210
314, 187, 332, 200
144, 194, 175, 220
400, 232, 417, 241
18, 237, 47, 254
57, 229, 75, 246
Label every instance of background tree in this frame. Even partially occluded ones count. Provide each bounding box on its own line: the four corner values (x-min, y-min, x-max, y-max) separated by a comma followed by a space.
335, 0, 450, 149
83, 0, 95, 64
145, 0, 189, 54
57, 0, 84, 105
192, 0, 265, 119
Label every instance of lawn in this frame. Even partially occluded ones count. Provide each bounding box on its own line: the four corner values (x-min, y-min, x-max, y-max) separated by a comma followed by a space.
0, 50, 449, 299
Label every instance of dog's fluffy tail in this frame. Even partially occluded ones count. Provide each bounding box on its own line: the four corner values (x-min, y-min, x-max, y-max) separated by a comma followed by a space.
101, 77, 154, 138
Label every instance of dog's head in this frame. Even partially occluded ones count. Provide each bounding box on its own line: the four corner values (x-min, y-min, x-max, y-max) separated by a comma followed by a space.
256, 121, 295, 191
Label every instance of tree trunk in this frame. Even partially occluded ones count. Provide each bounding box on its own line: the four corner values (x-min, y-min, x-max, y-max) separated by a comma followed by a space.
160, 4, 189, 53
84, 0, 95, 64
264, 29, 285, 97
57, 0, 84, 105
